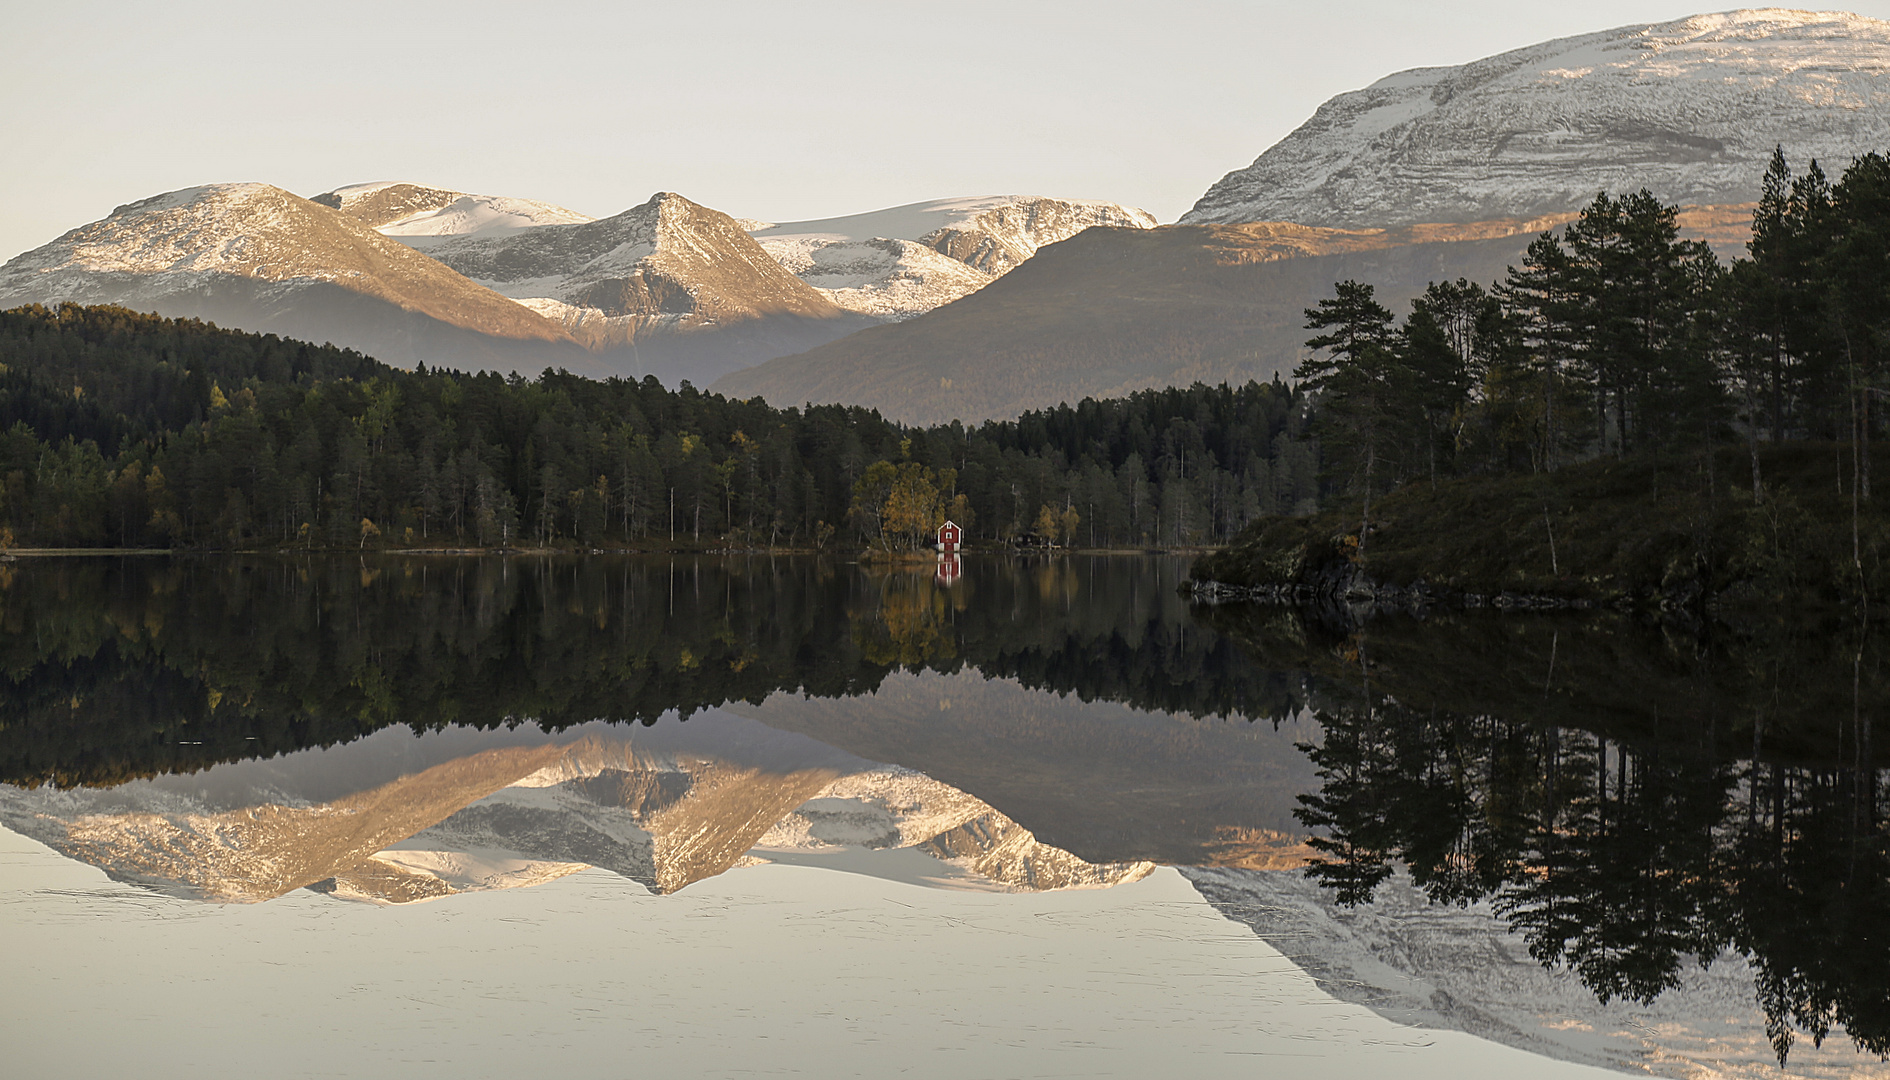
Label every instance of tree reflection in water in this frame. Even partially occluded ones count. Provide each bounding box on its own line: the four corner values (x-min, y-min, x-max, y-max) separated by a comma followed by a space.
0, 554, 1290, 790
1203, 604, 1887, 1066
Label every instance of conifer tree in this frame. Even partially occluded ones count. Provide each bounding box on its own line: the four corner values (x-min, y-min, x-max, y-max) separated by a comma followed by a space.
1301, 281, 1404, 548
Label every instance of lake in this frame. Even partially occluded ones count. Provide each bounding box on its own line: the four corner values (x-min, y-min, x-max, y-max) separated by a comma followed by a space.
0, 554, 1883, 1079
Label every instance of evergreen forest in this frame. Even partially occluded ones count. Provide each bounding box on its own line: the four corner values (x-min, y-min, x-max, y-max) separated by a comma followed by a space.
0, 305, 1314, 551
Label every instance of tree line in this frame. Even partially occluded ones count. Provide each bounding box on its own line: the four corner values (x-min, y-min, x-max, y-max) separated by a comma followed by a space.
1298, 149, 1890, 524
0, 304, 1319, 550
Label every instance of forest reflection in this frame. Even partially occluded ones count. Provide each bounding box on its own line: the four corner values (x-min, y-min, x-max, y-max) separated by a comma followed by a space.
0, 554, 1288, 789
1200, 603, 1888, 1066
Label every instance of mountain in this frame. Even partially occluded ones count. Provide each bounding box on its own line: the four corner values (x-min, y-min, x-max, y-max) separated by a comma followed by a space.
748, 196, 1157, 320
1185, 9, 1890, 228
310, 180, 595, 247
710, 205, 1752, 425
0, 183, 611, 377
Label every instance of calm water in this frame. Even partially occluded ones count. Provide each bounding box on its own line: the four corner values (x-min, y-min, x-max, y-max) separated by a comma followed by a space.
0, 554, 1883, 1079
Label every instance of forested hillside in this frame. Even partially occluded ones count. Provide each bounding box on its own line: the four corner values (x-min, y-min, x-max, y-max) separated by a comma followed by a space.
0, 304, 1315, 550
1197, 150, 1890, 604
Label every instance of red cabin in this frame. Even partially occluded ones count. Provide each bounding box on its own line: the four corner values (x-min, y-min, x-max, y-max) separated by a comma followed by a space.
936, 520, 962, 553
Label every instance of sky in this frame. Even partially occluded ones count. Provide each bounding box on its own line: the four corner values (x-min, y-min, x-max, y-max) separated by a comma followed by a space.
5, 0, 1890, 258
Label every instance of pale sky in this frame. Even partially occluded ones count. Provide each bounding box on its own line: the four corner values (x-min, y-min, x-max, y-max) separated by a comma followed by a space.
5, 1, 1890, 258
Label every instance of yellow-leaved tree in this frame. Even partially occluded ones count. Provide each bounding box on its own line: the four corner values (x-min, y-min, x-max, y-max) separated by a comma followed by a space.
851, 456, 959, 551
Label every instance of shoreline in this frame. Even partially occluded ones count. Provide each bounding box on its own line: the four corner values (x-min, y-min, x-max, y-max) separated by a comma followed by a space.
1187, 443, 1890, 616
0, 544, 1224, 559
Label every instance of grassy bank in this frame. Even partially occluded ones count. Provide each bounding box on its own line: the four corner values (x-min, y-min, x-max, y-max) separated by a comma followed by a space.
1192, 442, 1890, 608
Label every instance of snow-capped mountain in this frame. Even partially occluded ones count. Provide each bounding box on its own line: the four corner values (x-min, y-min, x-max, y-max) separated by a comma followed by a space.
749, 196, 1157, 320
0, 183, 609, 376
1185, 9, 1890, 228
385, 190, 879, 379
424, 191, 841, 337
311, 181, 594, 247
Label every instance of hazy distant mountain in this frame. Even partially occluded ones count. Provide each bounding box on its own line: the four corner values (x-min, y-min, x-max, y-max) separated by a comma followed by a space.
0, 183, 611, 377
1185, 9, 1890, 228
712, 206, 1753, 425
748, 196, 1158, 320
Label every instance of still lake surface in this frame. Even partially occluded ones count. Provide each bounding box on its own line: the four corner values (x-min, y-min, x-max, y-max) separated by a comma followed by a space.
0, 554, 1883, 1079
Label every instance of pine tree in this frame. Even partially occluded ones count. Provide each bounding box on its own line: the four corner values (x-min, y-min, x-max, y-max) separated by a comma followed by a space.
1301, 281, 1406, 548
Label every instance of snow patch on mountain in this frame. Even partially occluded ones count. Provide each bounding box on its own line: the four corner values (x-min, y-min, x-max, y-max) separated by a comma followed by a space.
313, 181, 592, 247
1185, 9, 1890, 228
382, 197, 592, 243
750, 196, 1157, 320
755, 236, 994, 321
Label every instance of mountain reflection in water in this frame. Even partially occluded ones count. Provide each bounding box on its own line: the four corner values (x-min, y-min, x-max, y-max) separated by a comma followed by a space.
0, 555, 1885, 1078
1, 714, 1158, 903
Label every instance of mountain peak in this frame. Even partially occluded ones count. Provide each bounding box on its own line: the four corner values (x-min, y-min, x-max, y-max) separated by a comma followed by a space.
1183, 7, 1890, 227
421, 189, 846, 354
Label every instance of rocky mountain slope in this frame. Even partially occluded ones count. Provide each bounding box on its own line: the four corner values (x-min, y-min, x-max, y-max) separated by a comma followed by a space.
0, 183, 611, 377
711, 205, 1753, 425
1185, 9, 1890, 228
748, 196, 1157, 320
